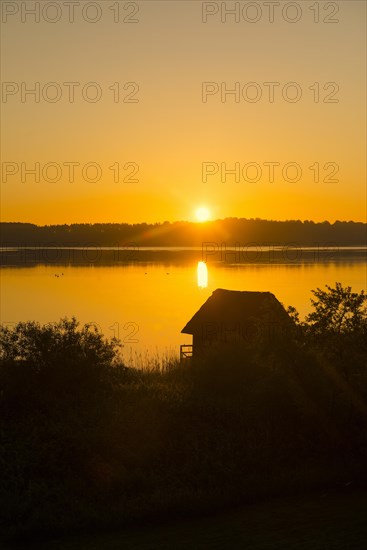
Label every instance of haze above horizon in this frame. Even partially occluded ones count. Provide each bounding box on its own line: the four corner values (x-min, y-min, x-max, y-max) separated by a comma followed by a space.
1, 1, 366, 224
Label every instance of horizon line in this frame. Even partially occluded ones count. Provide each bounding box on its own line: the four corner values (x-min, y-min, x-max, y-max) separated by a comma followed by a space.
1, 217, 366, 227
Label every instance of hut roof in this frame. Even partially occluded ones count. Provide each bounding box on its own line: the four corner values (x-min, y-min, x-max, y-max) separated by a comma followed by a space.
181, 289, 291, 335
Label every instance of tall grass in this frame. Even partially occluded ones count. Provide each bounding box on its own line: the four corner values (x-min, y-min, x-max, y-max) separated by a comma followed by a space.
0, 319, 366, 543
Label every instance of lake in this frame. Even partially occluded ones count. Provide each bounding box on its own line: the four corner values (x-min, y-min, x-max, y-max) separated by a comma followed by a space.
1, 247, 366, 365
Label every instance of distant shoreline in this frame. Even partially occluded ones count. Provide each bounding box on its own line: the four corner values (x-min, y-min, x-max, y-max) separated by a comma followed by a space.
1, 246, 366, 267
1, 219, 366, 250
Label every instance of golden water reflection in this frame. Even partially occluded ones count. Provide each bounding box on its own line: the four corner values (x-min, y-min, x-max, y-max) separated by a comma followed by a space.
197, 261, 208, 288
1, 259, 365, 362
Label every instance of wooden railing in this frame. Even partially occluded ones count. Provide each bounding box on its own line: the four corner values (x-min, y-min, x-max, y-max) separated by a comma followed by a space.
180, 344, 193, 361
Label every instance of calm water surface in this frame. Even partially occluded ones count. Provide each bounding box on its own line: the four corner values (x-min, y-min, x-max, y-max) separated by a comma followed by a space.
1, 248, 366, 363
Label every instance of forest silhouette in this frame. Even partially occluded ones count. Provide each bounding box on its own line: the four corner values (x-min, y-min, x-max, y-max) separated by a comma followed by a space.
1, 219, 366, 247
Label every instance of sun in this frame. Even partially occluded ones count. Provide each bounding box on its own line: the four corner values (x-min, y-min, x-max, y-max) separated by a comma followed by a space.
195, 206, 211, 223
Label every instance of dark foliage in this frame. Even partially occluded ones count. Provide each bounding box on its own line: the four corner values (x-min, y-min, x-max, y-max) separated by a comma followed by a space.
1, 218, 366, 248
0, 285, 366, 543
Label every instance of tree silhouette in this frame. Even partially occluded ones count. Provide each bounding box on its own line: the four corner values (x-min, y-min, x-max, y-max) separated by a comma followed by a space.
305, 283, 367, 335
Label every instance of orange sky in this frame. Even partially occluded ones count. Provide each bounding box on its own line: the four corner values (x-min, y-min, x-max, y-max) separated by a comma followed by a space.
1, 1, 366, 224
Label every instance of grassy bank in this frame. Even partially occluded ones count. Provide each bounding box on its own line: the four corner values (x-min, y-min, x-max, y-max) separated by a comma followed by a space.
1, 286, 366, 544
10, 489, 367, 550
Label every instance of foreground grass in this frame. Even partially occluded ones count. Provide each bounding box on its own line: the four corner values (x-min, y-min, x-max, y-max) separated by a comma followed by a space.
1, 315, 367, 544
9, 489, 367, 550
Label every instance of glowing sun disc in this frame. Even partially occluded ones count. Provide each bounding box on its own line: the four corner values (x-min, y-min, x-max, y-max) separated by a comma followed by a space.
195, 206, 210, 222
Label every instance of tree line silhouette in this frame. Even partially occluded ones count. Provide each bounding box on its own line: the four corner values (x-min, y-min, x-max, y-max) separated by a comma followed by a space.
1, 219, 366, 247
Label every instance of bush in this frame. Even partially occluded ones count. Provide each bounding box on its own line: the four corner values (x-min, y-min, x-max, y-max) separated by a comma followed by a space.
0, 318, 130, 417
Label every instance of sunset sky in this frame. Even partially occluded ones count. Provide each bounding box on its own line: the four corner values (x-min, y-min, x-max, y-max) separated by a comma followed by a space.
1, 0, 366, 224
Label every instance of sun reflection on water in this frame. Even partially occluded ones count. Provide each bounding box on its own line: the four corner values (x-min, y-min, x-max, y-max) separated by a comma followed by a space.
197, 261, 208, 288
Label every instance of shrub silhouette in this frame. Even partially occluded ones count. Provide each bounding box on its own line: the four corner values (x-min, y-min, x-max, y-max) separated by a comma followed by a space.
291, 283, 367, 378
0, 318, 128, 414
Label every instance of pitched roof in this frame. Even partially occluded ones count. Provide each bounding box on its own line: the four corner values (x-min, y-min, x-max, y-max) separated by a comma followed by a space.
181, 289, 291, 335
